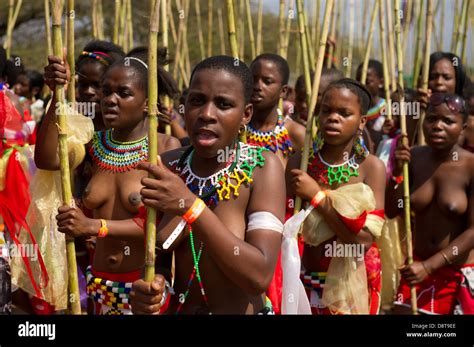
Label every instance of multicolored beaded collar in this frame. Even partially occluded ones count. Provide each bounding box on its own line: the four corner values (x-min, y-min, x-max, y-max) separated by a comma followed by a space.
171, 142, 267, 207
246, 109, 294, 157
308, 140, 368, 186
171, 142, 267, 314
366, 98, 386, 122
89, 129, 148, 173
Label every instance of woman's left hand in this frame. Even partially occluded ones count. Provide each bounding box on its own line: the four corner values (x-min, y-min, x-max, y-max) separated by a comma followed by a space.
290, 169, 322, 201
138, 156, 196, 216
400, 261, 430, 285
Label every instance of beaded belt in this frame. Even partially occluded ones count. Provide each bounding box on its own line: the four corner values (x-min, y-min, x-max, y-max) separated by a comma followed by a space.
86, 266, 133, 311
300, 271, 327, 290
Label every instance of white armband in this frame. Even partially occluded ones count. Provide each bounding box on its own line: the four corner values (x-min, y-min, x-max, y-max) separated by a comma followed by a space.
247, 211, 283, 234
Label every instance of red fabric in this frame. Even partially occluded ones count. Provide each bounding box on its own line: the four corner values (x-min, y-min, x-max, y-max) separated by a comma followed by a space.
91, 267, 142, 283
395, 256, 463, 314
30, 296, 55, 315
0, 149, 48, 299
336, 209, 385, 235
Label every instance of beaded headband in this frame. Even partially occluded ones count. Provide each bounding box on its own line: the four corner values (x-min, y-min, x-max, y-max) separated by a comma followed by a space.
81, 51, 111, 65
126, 57, 148, 70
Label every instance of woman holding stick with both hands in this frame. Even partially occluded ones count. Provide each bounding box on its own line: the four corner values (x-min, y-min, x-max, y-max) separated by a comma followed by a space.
388, 93, 474, 314
130, 56, 285, 314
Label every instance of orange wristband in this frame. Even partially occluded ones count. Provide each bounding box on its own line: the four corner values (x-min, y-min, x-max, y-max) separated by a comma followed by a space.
310, 191, 327, 209
182, 198, 206, 224
98, 219, 108, 238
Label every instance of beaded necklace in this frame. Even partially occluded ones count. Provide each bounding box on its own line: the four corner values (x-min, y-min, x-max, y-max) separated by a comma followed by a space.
89, 129, 148, 173
308, 142, 360, 186
172, 142, 267, 314
246, 109, 294, 157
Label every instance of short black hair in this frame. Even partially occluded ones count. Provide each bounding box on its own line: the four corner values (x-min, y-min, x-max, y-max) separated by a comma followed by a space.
295, 67, 343, 91
124, 47, 179, 99
323, 78, 372, 115
428, 52, 471, 96
251, 53, 290, 85
77, 40, 125, 70
356, 59, 384, 81
190, 55, 253, 103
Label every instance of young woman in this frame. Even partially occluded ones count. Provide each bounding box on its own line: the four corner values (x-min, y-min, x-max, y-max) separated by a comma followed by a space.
387, 93, 474, 314
30, 49, 180, 314
284, 78, 386, 314
248, 53, 305, 168
129, 55, 285, 314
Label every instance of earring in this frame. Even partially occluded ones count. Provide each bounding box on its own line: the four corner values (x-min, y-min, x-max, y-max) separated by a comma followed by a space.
354, 128, 369, 158
239, 124, 247, 135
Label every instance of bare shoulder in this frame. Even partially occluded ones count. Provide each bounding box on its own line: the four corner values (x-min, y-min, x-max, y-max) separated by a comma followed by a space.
362, 154, 386, 179
254, 149, 284, 180
159, 146, 190, 169
284, 117, 306, 149
157, 133, 182, 154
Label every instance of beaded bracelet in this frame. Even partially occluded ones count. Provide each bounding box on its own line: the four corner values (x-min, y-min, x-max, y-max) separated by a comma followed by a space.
440, 250, 453, 265
310, 191, 327, 209
97, 219, 109, 238
391, 175, 404, 189
182, 198, 206, 224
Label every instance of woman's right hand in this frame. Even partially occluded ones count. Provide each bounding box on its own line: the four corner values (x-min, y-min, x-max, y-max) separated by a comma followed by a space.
43, 54, 70, 91
130, 275, 167, 315
416, 88, 432, 111
393, 135, 411, 176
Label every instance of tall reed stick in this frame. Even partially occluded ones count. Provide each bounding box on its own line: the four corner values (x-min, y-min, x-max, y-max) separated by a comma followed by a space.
126, 0, 133, 50
182, 0, 191, 79
168, 0, 177, 43
326, 0, 337, 68
439, 0, 445, 50
296, 0, 312, 110
98, 0, 104, 40
312, 0, 320, 51
394, 0, 418, 316
4, 0, 23, 59
119, 0, 127, 48
334, 0, 343, 67
161, 0, 171, 136
303, 2, 315, 69
113, 0, 121, 44
52, 0, 81, 315
402, 0, 413, 52
67, 0, 75, 103
45, 0, 53, 60
145, 0, 160, 283
345, 0, 355, 78
256, 0, 263, 56
195, 0, 205, 60
226, 0, 240, 59
92, 0, 98, 39
378, 0, 392, 120
412, 0, 424, 88
207, 0, 213, 57
360, 0, 379, 85
294, 0, 334, 214
460, 0, 471, 61
417, 0, 433, 145
218, 2, 226, 54
238, 0, 246, 58
278, 0, 286, 54
385, 0, 397, 92
245, 0, 256, 59
281, 0, 294, 60
451, 0, 461, 52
